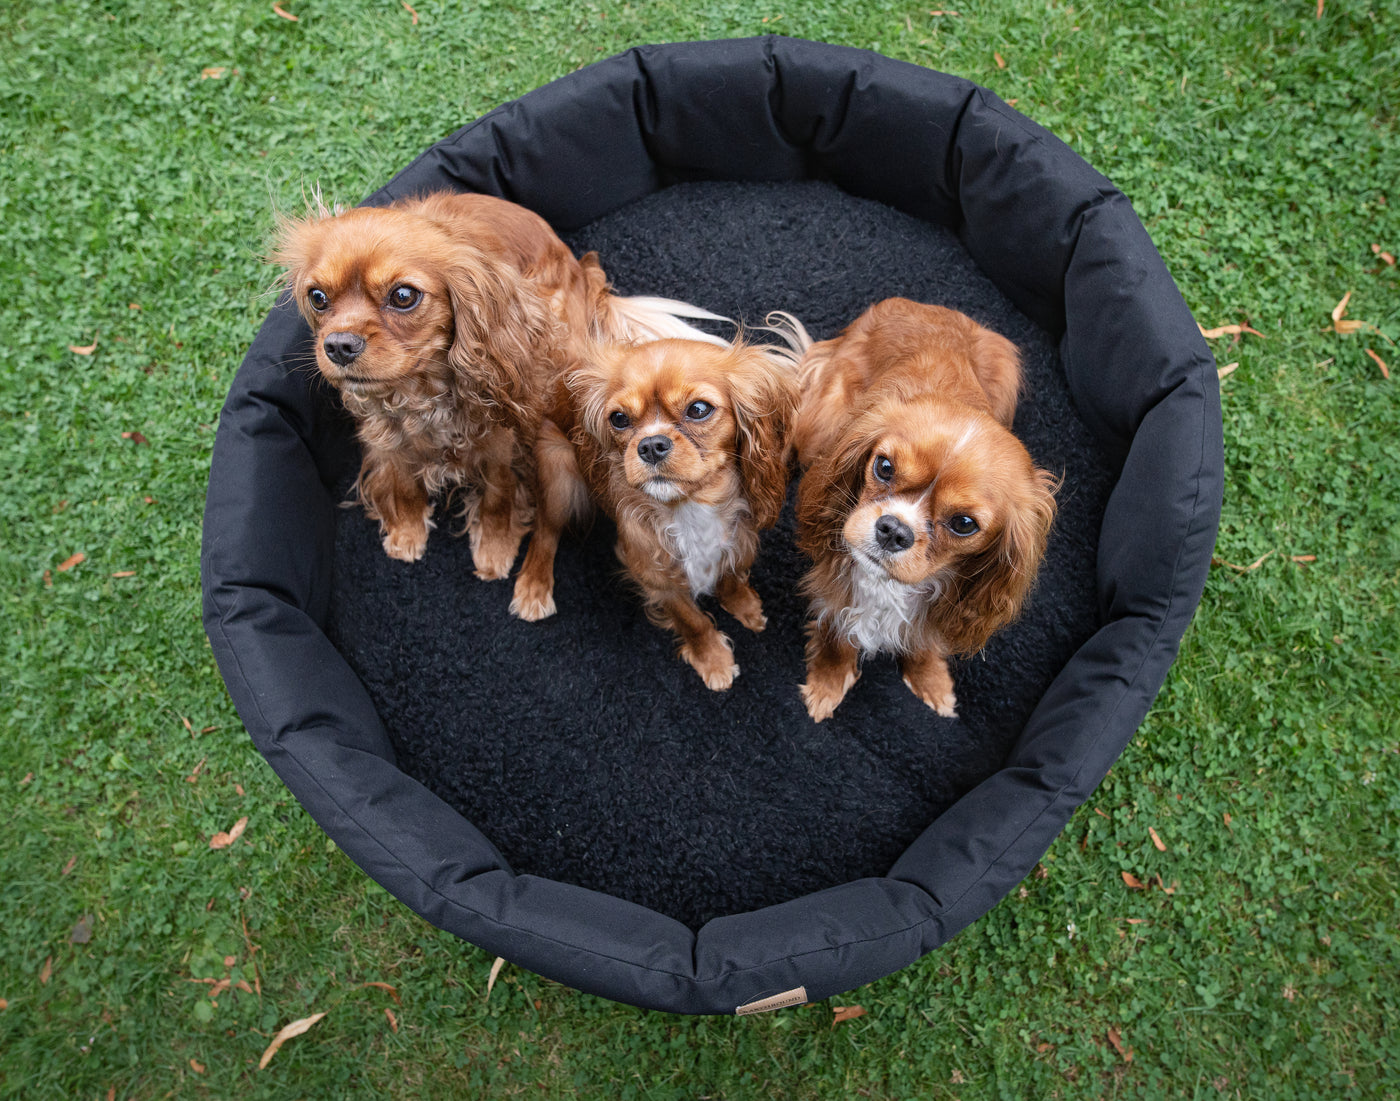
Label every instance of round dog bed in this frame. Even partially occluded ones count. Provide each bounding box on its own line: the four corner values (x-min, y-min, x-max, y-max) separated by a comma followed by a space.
202, 36, 1222, 1015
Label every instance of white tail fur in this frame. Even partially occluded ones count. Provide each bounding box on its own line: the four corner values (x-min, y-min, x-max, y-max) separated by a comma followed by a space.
604, 295, 734, 348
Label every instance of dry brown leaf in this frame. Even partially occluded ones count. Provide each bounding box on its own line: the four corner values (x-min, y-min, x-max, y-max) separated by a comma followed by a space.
61, 855, 77, 876
832, 1005, 867, 1024
1217, 362, 1239, 379
385, 1007, 399, 1032
57, 552, 85, 573
1149, 827, 1167, 852
189, 1058, 206, 1074
361, 981, 401, 1004
1121, 871, 1145, 890
1331, 291, 1352, 322
0, 998, 7, 1011
1333, 318, 1366, 335
1372, 244, 1396, 265
1095, 807, 1109, 818
1198, 322, 1265, 340
993, 51, 1006, 68
69, 338, 98, 355
200, 67, 226, 79
1108, 1026, 1134, 1063
401, 0, 418, 22
272, 3, 299, 19
258, 1012, 327, 1070
121, 430, 149, 444
486, 956, 507, 999
1212, 550, 1273, 572
110, 570, 136, 578
209, 815, 249, 850
1316, 0, 1323, 16
1126, 918, 1145, 925
1365, 348, 1390, 379
1290, 554, 1317, 565
43, 569, 52, 588
40, 957, 53, 984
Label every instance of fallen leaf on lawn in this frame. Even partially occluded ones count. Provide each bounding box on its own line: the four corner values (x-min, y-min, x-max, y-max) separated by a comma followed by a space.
1122, 871, 1145, 889
385, 1007, 399, 1032
401, 0, 418, 23
1126, 918, 1145, 924
1316, 0, 1323, 16
1211, 550, 1273, 572
360, 981, 401, 1004
69, 338, 98, 355
43, 570, 52, 588
57, 552, 85, 572
189, 1059, 206, 1074
1198, 322, 1265, 340
1108, 1026, 1134, 1063
272, 3, 298, 19
207, 978, 231, 1000
209, 816, 249, 850
486, 956, 507, 999
186, 758, 205, 784
121, 430, 149, 445
993, 51, 1006, 68
1095, 807, 1109, 818
1154, 875, 1177, 895
1149, 827, 1167, 852
235, 980, 254, 994
1371, 244, 1395, 265
200, 67, 226, 79
1217, 362, 1239, 379
61, 855, 77, 876
1365, 348, 1390, 379
1333, 318, 1366, 334
70, 915, 94, 944
0, 998, 7, 1010
832, 1005, 867, 1024
258, 1012, 327, 1069
110, 570, 136, 578
1331, 291, 1352, 322
40, 957, 52, 984
1290, 554, 1316, 565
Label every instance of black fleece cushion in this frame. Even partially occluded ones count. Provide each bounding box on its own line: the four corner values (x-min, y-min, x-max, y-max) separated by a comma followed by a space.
323, 181, 1117, 930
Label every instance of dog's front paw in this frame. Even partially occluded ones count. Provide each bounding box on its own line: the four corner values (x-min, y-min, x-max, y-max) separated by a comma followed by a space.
509, 575, 557, 622
901, 652, 958, 718
382, 523, 430, 563
469, 520, 523, 581
801, 667, 858, 723
720, 581, 767, 633
680, 633, 739, 691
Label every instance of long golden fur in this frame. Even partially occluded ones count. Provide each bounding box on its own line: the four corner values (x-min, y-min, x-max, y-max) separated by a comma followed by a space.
272, 190, 726, 620
792, 298, 1059, 721
568, 337, 800, 690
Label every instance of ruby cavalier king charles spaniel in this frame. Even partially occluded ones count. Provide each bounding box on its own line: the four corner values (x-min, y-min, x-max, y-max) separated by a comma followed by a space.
792, 298, 1059, 722
272, 190, 725, 621
567, 334, 801, 690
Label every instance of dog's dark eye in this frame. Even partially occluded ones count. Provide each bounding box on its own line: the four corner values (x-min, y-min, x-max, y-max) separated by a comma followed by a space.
387, 285, 422, 311
947, 514, 980, 537
308, 288, 329, 311
873, 455, 895, 484
685, 400, 714, 421
608, 411, 631, 430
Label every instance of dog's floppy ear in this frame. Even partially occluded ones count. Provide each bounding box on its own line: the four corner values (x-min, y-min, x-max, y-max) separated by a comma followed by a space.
969, 323, 1023, 429
795, 413, 880, 561
935, 463, 1059, 655
728, 344, 800, 530
444, 246, 563, 436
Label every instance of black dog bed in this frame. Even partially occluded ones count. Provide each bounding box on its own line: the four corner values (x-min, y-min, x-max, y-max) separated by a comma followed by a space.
203, 37, 1222, 1015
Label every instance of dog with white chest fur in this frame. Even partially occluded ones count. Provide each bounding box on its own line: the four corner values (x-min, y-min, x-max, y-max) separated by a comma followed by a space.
567, 335, 801, 690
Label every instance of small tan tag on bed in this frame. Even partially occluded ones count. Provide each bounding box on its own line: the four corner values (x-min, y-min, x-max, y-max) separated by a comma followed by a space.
735, 986, 808, 1016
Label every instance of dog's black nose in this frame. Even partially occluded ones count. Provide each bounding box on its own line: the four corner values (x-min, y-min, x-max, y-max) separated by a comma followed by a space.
637, 434, 673, 465
874, 514, 915, 553
323, 332, 366, 367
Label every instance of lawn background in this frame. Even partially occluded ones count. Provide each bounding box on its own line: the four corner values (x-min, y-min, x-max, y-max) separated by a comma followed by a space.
2, 0, 1397, 1097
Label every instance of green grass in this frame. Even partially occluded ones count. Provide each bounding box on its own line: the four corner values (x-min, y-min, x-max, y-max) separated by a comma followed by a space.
2, 0, 1397, 1097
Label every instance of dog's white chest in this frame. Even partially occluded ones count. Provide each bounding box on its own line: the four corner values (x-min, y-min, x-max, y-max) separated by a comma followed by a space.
838, 559, 936, 655
663, 502, 731, 597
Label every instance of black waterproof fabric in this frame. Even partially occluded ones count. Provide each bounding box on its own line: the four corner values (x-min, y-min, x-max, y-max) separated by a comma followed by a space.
202, 37, 1222, 1014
